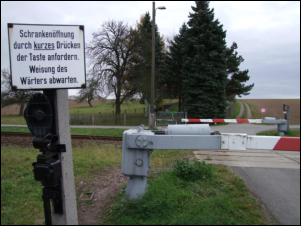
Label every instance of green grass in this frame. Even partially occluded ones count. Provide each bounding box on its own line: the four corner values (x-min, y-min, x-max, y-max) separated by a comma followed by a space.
229, 100, 241, 119
1, 126, 127, 136
69, 101, 147, 115
70, 128, 126, 137
107, 162, 271, 225
240, 101, 248, 119
1, 144, 124, 225
162, 99, 179, 104
1, 146, 45, 225
256, 129, 300, 137
243, 100, 262, 119
1, 143, 275, 225
1, 115, 26, 125
1, 127, 31, 133
0, 143, 192, 225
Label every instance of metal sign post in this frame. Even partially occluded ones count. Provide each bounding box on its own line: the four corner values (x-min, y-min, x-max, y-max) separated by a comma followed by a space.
8, 23, 84, 225
260, 108, 266, 120
45, 89, 78, 225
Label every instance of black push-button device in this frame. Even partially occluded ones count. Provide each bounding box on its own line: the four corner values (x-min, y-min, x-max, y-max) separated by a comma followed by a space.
24, 93, 65, 225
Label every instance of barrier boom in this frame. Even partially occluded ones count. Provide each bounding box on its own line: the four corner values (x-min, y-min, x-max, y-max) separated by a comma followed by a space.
121, 124, 299, 199
182, 119, 263, 123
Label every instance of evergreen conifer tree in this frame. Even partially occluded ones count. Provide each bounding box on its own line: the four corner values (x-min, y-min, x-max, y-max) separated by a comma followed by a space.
162, 23, 188, 111
225, 42, 254, 100
182, 1, 228, 118
127, 12, 166, 109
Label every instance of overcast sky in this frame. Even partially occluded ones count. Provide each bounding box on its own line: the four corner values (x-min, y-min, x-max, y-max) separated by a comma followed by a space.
1, 1, 300, 99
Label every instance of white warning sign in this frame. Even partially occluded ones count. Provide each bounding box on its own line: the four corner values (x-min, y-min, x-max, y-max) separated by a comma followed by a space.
8, 23, 86, 90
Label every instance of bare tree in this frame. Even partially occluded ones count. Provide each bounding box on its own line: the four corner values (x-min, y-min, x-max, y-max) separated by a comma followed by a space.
75, 70, 106, 107
86, 20, 139, 123
1, 68, 37, 115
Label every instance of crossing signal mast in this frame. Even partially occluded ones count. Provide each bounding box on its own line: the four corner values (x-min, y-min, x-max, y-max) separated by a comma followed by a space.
8, 23, 85, 225
24, 93, 65, 225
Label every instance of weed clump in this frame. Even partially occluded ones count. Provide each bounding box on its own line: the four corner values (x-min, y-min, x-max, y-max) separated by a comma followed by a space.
172, 158, 213, 181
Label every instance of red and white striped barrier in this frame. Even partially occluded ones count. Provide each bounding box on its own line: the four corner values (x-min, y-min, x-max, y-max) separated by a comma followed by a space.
247, 136, 300, 151
221, 133, 300, 151
182, 119, 263, 123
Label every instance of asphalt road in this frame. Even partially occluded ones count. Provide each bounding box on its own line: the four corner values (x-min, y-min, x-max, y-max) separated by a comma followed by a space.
230, 167, 300, 225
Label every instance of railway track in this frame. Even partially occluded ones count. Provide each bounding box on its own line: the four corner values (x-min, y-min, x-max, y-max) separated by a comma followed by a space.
1, 131, 123, 141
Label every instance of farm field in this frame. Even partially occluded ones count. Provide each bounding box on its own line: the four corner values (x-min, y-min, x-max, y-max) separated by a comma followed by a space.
242, 99, 300, 124
1, 99, 115, 116
1, 99, 178, 116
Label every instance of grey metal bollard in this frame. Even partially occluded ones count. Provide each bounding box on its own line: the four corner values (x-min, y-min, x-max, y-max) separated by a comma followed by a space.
121, 124, 211, 199
121, 125, 153, 199
262, 117, 287, 136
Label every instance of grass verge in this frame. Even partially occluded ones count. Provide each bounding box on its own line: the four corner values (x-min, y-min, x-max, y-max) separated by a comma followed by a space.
243, 100, 262, 119
240, 101, 248, 119
69, 101, 146, 115
1, 127, 126, 137
1, 142, 276, 225
229, 100, 241, 119
107, 160, 273, 225
0, 143, 192, 225
1, 115, 26, 125
256, 129, 300, 137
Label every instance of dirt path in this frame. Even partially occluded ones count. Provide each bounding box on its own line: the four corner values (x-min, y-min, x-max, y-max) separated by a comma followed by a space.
76, 167, 128, 225
236, 100, 252, 119
240, 100, 252, 119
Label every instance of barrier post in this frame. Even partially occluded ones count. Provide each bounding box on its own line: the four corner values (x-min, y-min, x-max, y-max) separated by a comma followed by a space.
287, 106, 290, 131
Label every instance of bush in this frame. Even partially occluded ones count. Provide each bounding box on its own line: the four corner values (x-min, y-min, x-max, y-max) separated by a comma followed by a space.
172, 158, 213, 182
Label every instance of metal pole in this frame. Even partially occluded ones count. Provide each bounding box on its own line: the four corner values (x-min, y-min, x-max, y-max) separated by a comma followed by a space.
150, 1, 156, 130
42, 188, 52, 225
287, 106, 290, 131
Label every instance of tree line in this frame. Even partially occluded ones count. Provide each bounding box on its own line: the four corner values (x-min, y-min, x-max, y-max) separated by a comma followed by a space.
2, 1, 254, 119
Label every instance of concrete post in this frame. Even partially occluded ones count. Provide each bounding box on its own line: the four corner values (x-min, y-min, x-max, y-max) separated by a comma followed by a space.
45, 89, 78, 225
98, 112, 101, 125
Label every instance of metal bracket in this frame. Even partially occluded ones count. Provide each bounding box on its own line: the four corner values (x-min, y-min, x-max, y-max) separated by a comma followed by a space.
54, 144, 66, 152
